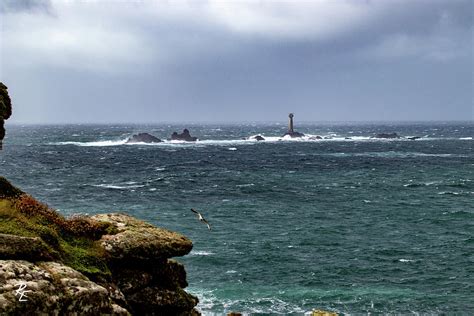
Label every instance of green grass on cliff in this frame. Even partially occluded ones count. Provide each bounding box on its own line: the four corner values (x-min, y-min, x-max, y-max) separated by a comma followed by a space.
0, 177, 116, 280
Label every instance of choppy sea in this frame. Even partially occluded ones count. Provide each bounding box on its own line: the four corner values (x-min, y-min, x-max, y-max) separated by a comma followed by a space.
1, 122, 473, 314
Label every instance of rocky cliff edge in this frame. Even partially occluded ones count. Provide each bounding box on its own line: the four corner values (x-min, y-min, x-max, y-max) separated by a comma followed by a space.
0, 176, 199, 315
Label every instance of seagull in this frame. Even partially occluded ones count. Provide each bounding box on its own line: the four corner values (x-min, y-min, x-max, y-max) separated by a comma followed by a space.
191, 208, 211, 231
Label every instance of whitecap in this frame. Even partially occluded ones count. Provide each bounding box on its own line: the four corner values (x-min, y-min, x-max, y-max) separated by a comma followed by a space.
92, 184, 146, 190
54, 139, 128, 147
399, 259, 415, 262
236, 183, 255, 187
228, 147, 237, 151
190, 250, 215, 256
438, 191, 460, 195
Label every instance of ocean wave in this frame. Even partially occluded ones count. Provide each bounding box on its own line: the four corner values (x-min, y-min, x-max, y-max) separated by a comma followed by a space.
404, 181, 442, 187
236, 183, 255, 188
187, 287, 309, 315
437, 191, 472, 196
91, 183, 146, 190
190, 250, 215, 256
54, 140, 128, 147
49, 133, 451, 147
326, 152, 467, 159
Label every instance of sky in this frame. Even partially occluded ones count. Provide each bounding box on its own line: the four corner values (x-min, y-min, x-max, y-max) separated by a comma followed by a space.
0, 0, 472, 123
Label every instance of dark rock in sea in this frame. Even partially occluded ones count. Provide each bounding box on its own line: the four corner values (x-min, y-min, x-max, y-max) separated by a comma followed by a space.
252, 135, 265, 141
282, 131, 305, 138
308, 136, 322, 140
374, 133, 400, 139
345, 137, 352, 140
126, 133, 162, 144
171, 129, 197, 142
407, 136, 421, 140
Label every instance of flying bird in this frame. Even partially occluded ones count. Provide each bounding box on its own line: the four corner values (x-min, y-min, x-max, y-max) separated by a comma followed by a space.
191, 208, 211, 231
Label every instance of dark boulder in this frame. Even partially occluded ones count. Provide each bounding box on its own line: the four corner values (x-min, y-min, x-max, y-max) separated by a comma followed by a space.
126, 133, 162, 144
171, 129, 197, 142
252, 135, 265, 141
374, 133, 399, 139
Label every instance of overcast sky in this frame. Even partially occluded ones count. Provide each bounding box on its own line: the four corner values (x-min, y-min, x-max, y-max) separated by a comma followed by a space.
0, 0, 472, 123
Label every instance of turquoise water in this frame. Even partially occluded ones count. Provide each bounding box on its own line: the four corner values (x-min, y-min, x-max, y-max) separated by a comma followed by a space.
1, 123, 473, 314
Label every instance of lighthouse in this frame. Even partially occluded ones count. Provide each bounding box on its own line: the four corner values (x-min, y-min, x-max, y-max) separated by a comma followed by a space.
282, 113, 304, 138
288, 113, 294, 133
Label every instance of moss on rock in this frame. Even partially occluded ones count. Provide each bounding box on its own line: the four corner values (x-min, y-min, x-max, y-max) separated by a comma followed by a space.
0, 177, 114, 280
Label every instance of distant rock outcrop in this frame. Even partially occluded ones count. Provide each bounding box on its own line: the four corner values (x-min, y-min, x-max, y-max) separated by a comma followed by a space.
283, 131, 305, 138
252, 135, 265, 141
171, 129, 197, 142
126, 133, 162, 144
374, 132, 400, 139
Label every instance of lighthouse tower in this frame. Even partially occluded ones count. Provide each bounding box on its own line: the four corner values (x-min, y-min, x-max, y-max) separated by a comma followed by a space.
288, 113, 294, 133
282, 112, 304, 138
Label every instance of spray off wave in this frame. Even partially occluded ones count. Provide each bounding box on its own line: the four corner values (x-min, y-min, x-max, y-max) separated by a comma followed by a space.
49, 134, 453, 148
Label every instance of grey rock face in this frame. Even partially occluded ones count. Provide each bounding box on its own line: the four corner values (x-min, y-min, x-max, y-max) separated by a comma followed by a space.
0, 260, 124, 315
91, 213, 193, 261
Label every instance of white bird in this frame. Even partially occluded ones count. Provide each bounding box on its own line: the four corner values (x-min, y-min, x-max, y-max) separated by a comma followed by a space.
190, 208, 211, 231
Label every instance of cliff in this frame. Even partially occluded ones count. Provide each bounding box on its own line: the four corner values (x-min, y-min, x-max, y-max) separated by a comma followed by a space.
0, 177, 199, 315
0, 82, 13, 149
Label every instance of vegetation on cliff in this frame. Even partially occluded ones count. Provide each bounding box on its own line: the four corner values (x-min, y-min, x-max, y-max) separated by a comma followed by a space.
0, 176, 116, 279
0, 177, 198, 315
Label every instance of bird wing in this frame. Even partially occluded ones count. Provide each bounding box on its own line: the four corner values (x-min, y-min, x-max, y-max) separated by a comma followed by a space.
202, 218, 211, 230
190, 208, 199, 214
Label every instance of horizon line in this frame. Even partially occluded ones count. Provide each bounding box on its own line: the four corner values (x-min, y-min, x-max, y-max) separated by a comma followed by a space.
5, 120, 474, 126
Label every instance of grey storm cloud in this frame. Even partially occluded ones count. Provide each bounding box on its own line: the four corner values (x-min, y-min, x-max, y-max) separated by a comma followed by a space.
0, 0, 472, 123
0, 0, 52, 14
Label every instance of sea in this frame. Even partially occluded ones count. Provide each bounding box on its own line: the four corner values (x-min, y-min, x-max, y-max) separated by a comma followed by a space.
0, 122, 473, 315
